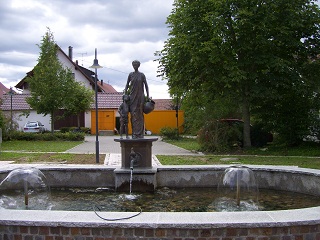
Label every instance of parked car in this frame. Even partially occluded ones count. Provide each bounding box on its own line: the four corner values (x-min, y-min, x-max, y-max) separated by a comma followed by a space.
23, 121, 45, 133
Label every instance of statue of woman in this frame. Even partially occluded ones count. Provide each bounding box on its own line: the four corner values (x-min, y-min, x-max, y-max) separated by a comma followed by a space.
124, 60, 149, 139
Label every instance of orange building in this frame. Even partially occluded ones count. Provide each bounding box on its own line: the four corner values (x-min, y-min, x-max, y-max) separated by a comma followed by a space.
90, 95, 184, 135
144, 110, 184, 134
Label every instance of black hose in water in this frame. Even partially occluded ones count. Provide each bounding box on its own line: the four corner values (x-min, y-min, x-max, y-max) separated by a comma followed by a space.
93, 205, 142, 221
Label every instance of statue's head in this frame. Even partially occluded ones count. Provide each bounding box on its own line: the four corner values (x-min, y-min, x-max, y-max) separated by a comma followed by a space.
132, 60, 140, 69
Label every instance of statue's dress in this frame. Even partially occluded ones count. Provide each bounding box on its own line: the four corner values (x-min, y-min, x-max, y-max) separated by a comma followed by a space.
127, 71, 146, 139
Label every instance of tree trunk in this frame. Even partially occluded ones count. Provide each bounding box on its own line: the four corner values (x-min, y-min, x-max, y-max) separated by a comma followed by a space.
77, 114, 80, 128
51, 111, 55, 134
242, 86, 251, 148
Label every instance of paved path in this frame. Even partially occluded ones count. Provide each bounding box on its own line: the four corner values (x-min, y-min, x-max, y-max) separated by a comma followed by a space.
0, 136, 201, 167
64, 136, 202, 166
65, 135, 200, 155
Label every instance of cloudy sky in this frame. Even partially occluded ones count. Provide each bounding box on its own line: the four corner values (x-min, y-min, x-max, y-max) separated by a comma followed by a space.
0, 0, 174, 99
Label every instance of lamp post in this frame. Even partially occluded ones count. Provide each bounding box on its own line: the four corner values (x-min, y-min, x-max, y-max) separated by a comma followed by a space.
90, 48, 102, 163
8, 87, 14, 131
175, 95, 179, 139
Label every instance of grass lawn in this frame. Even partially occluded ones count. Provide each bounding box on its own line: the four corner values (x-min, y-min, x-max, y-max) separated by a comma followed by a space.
0, 140, 105, 164
0, 152, 105, 164
164, 138, 320, 156
1, 137, 320, 168
1, 140, 81, 152
159, 137, 320, 169
157, 155, 320, 169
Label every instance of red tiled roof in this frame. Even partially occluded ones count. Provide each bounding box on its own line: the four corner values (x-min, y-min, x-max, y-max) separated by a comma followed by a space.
97, 81, 118, 93
92, 92, 123, 109
1, 92, 173, 111
1, 93, 31, 110
153, 99, 174, 110
1, 93, 124, 111
0, 82, 10, 98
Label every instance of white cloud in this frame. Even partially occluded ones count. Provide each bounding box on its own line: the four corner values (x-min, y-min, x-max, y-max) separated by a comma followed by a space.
0, 0, 174, 99
113, 83, 170, 99
148, 84, 171, 99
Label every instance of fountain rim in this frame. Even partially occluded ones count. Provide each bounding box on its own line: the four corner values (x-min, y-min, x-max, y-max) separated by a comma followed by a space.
0, 164, 320, 228
1, 163, 320, 173
0, 206, 319, 228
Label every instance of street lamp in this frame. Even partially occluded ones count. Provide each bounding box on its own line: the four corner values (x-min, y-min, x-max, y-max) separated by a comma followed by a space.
90, 48, 102, 163
8, 87, 14, 131
175, 96, 179, 139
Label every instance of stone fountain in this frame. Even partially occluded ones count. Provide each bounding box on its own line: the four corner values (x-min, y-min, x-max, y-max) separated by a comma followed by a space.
113, 60, 158, 192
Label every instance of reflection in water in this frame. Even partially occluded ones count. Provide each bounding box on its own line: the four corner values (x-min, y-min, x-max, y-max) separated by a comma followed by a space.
33, 187, 320, 212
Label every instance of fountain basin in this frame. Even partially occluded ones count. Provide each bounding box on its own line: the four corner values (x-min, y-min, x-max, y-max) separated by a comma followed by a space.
0, 164, 320, 239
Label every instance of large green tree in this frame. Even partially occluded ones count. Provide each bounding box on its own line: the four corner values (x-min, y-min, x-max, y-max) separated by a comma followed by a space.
157, 0, 320, 147
27, 28, 93, 133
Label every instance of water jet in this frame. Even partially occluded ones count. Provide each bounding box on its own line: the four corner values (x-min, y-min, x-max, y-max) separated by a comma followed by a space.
0, 167, 51, 210
214, 165, 260, 211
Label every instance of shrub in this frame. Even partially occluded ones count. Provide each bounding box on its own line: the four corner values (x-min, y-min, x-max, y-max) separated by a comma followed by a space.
0, 111, 20, 141
4, 131, 38, 141
250, 122, 272, 147
160, 127, 180, 140
60, 127, 91, 134
60, 127, 70, 133
0, 111, 4, 133
2, 132, 85, 141
55, 132, 85, 141
197, 120, 242, 152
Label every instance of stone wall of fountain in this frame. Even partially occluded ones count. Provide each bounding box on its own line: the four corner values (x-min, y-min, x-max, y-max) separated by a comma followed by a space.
0, 164, 320, 239
156, 166, 320, 195
113, 137, 158, 192
0, 214, 319, 240
1, 165, 320, 194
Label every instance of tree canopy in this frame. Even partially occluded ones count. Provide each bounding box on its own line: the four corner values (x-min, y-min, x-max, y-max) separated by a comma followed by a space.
26, 28, 93, 132
157, 0, 320, 146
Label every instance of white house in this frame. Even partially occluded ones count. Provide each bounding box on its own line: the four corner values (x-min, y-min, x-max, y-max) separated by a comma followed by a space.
1, 46, 118, 132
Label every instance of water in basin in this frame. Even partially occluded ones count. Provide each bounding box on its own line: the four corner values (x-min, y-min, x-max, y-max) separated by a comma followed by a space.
13, 187, 318, 212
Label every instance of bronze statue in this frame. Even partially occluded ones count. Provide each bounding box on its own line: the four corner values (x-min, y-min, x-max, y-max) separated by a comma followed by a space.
124, 60, 150, 139
118, 94, 130, 139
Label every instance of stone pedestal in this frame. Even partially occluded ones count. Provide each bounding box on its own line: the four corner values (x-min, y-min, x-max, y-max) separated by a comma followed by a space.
113, 137, 158, 192
114, 137, 158, 169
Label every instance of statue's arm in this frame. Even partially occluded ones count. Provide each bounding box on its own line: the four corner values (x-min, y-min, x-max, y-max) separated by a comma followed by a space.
143, 74, 149, 99
118, 104, 122, 115
124, 73, 131, 94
